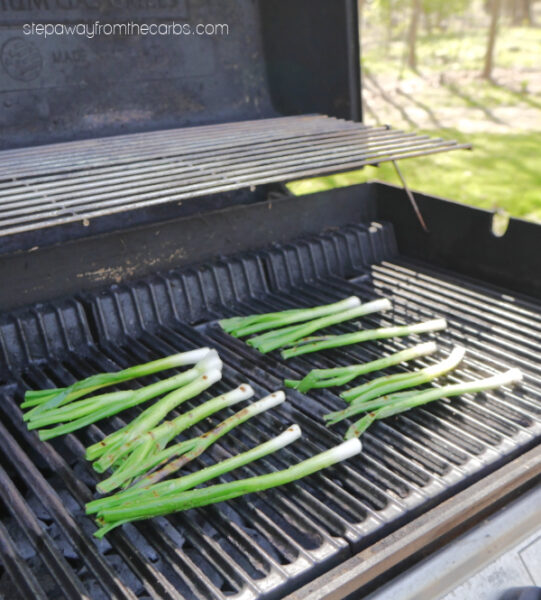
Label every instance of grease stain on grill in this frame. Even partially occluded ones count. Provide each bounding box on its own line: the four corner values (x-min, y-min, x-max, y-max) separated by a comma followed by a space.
408, 411, 486, 456
75, 249, 187, 285
217, 502, 295, 567
334, 471, 390, 512
250, 494, 324, 553
393, 417, 470, 467
376, 425, 452, 477
362, 433, 432, 488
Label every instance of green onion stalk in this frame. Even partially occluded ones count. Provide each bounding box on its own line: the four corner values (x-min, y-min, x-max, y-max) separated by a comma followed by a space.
220, 296, 362, 337
92, 437, 363, 538
86, 424, 302, 515
247, 298, 392, 354
344, 368, 523, 440
285, 342, 437, 393
95, 384, 255, 493
87, 363, 223, 472
324, 346, 466, 425
127, 390, 288, 489
281, 318, 447, 359
28, 352, 221, 440
23, 347, 213, 419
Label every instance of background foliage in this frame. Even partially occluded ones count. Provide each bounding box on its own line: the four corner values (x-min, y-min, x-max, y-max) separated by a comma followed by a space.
290, 0, 541, 222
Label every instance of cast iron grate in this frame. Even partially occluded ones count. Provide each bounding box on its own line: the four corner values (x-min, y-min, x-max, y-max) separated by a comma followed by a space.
0, 222, 539, 599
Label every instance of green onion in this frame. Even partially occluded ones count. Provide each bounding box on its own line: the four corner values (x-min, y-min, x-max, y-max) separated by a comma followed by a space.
83, 351, 221, 462
23, 389, 67, 405
285, 342, 437, 393
28, 361, 212, 440
87, 365, 222, 472
281, 318, 447, 359
86, 424, 302, 515
220, 297, 362, 337
324, 346, 466, 425
93, 437, 362, 537
23, 347, 212, 418
345, 368, 523, 439
95, 384, 255, 493
247, 298, 392, 354
343, 345, 465, 403
131, 390, 287, 489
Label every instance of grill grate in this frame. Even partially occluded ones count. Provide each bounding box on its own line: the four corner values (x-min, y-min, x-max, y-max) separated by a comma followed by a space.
0, 115, 469, 238
0, 222, 539, 599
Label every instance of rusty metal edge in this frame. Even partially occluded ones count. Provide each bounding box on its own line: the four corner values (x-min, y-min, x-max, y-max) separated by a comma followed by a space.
284, 444, 541, 600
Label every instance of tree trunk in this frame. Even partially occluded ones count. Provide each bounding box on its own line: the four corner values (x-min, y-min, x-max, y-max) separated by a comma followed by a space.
482, 0, 501, 80
521, 0, 534, 25
512, 0, 534, 25
407, 0, 421, 71
511, 0, 520, 25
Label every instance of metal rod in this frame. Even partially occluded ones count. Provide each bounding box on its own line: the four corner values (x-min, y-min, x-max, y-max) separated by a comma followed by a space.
392, 159, 429, 233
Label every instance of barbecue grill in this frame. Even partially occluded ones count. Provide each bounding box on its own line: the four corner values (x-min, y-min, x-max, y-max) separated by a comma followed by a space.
0, 1, 540, 599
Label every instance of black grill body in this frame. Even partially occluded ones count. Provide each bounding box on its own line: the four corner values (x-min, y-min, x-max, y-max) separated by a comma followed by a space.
0, 183, 540, 599
0, 0, 360, 150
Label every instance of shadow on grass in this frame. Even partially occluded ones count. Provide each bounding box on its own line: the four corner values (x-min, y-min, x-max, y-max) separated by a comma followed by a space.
442, 80, 507, 125
364, 71, 419, 129
491, 81, 541, 110
362, 97, 382, 125
395, 88, 445, 129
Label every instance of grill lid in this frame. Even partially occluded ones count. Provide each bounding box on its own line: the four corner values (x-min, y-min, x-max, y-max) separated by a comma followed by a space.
0, 0, 361, 150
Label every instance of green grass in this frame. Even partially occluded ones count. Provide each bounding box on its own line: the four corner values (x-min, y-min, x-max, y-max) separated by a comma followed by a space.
297, 20, 541, 223
288, 129, 541, 223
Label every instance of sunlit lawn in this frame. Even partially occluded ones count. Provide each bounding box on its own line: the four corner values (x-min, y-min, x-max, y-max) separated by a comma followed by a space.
288, 129, 541, 222
289, 22, 541, 222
